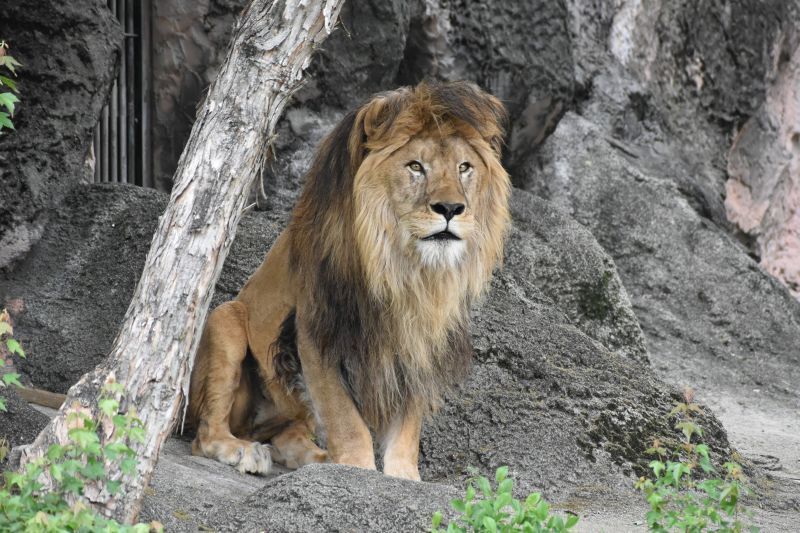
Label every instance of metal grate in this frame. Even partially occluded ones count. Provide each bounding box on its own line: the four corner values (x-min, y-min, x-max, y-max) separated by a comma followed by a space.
93, 0, 153, 188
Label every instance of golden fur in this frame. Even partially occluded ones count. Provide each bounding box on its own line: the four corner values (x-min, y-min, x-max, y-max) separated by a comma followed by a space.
187, 81, 510, 479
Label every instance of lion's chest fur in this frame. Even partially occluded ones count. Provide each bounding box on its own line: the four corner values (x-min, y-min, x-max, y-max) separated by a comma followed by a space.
300, 255, 474, 429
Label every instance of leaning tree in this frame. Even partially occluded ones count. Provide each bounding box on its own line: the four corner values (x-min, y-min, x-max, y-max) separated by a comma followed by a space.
18, 0, 346, 522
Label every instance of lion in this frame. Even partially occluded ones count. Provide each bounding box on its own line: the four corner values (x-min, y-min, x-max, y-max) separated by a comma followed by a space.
187, 81, 510, 480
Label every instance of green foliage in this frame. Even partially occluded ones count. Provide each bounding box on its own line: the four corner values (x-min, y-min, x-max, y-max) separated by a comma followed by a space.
0, 308, 25, 413
0, 382, 162, 531
0, 40, 21, 132
432, 466, 578, 532
635, 392, 758, 532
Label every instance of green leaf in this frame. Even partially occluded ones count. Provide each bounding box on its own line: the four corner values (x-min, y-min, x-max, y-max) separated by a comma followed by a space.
6, 338, 24, 356
497, 478, 513, 495
0, 55, 22, 75
0, 75, 17, 92
566, 513, 579, 528
494, 492, 512, 512
2, 373, 21, 387
0, 111, 14, 131
465, 483, 475, 502
68, 428, 99, 450
476, 476, 492, 498
0, 91, 19, 115
98, 398, 119, 417
649, 460, 665, 478
49, 463, 63, 483
451, 498, 466, 514
81, 459, 106, 480
495, 466, 508, 483
482, 516, 497, 533
432, 510, 443, 529
46, 444, 66, 461
0, 321, 12, 336
0, 397, 5, 412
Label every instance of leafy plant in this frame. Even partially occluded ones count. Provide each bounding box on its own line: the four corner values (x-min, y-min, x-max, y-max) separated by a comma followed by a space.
432, 466, 578, 533
0, 308, 25, 413
0, 381, 161, 531
0, 40, 21, 132
635, 390, 757, 532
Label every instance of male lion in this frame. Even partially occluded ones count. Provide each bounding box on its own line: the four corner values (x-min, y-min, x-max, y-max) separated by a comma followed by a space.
188, 81, 510, 480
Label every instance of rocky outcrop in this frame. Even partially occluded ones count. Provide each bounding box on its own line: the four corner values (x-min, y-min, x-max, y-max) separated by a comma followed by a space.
0, 185, 167, 393
152, 0, 248, 191
0, 0, 121, 268
725, 23, 800, 298
523, 112, 800, 412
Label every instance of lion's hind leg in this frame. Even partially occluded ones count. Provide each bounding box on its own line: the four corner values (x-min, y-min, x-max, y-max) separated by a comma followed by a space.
189, 301, 272, 475
270, 419, 329, 469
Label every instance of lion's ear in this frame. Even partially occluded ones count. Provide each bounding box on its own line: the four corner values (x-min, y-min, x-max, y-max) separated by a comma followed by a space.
348, 88, 410, 171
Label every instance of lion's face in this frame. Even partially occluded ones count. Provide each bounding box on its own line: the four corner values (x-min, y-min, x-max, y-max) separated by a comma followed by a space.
372, 135, 485, 268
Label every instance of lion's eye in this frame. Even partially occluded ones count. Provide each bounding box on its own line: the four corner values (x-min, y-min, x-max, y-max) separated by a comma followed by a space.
407, 161, 424, 173
459, 162, 472, 173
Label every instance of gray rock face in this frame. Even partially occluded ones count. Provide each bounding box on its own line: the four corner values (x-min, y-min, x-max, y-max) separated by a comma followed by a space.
152, 0, 249, 191
0, 185, 167, 393
523, 112, 800, 410
0, 0, 121, 268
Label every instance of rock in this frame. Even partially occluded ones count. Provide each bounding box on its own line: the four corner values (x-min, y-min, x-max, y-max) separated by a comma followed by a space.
0, 0, 121, 268
152, 0, 249, 191
724, 23, 800, 298
0, 185, 168, 393
0, 387, 49, 471
143, 457, 459, 532
522, 112, 800, 412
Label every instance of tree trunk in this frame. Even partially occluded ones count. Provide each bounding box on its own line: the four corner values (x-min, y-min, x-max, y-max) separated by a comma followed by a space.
17, 0, 345, 523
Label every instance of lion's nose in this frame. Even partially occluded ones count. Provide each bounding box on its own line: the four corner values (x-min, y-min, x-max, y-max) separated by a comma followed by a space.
430, 202, 465, 221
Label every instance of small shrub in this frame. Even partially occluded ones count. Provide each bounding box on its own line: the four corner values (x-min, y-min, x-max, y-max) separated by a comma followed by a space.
432, 466, 578, 533
0, 40, 21, 132
0, 381, 161, 531
0, 41, 22, 133
0, 308, 25, 413
635, 391, 758, 532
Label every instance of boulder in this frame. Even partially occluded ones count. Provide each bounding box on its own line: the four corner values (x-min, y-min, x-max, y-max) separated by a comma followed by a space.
0, 0, 121, 268
522, 112, 800, 413
0, 185, 167, 393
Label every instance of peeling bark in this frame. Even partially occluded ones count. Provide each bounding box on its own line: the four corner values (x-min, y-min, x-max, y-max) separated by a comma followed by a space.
17, 0, 345, 522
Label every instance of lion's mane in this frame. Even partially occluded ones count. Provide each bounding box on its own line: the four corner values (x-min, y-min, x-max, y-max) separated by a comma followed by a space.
278, 82, 510, 429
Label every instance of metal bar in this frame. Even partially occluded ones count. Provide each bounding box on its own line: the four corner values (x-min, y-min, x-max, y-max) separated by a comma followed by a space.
118, 0, 127, 184
110, 80, 118, 183
126, 0, 135, 185
101, 103, 109, 182
110, 0, 118, 183
140, 0, 153, 189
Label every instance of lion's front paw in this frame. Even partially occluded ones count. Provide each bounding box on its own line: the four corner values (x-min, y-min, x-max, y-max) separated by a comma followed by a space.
209, 440, 272, 475
383, 461, 421, 481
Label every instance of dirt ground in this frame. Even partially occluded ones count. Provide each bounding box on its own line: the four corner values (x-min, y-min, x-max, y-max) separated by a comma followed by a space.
574, 376, 800, 531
